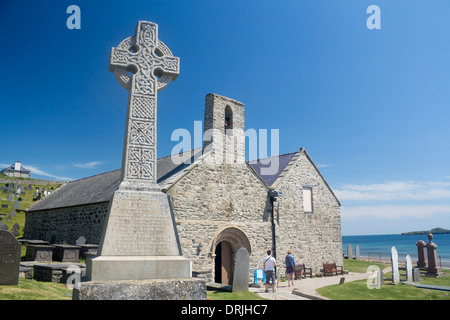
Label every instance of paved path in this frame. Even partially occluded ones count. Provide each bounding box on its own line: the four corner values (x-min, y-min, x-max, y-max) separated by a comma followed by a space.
249, 271, 381, 300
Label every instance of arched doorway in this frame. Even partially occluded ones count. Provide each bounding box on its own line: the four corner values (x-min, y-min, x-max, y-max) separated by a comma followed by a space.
214, 241, 233, 285
211, 227, 252, 285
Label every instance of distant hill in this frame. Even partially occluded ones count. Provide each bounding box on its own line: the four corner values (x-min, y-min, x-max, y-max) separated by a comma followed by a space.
401, 227, 450, 235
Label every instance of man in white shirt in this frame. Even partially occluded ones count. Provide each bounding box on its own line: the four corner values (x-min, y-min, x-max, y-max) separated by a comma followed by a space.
263, 250, 277, 292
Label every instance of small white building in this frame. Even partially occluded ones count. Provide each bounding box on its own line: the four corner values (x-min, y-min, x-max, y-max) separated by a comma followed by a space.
1, 161, 31, 178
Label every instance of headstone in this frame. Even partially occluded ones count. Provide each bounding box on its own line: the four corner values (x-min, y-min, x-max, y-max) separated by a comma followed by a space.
13, 201, 19, 210
1, 204, 7, 209
416, 240, 427, 268
347, 244, 353, 259
405, 254, 413, 282
232, 247, 250, 292
0, 230, 21, 285
76, 236, 86, 245
8, 193, 13, 202
413, 267, 421, 282
391, 246, 400, 284
425, 233, 441, 275
10, 210, 16, 217
339, 277, 345, 285
355, 244, 360, 260
11, 223, 20, 237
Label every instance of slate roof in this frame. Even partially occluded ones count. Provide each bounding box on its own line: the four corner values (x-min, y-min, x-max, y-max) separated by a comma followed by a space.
248, 152, 298, 187
1, 163, 31, 174
27, 147, 339, 212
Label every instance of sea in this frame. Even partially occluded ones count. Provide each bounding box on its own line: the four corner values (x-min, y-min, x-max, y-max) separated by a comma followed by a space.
342, 233, 450, 268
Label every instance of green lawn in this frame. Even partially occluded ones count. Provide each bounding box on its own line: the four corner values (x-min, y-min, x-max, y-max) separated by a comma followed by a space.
318, 260, 450, 300
0, 278, 72, 300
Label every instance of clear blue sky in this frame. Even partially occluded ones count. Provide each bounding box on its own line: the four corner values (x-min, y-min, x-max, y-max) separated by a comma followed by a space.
1, 0, 450, 235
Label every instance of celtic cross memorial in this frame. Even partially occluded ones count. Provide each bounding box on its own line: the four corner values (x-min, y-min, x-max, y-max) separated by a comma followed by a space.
87, 21, 191, 282
109, 21, 179, 188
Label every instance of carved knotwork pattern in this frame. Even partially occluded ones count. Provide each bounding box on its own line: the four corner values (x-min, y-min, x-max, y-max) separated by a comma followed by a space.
109, 21, 179, 183
129, 119, 154, 146
131, 96, 155, 119
127, 147, 155, 180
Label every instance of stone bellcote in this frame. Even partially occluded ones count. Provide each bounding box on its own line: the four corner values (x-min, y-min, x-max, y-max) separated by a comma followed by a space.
203, 93, 245, 164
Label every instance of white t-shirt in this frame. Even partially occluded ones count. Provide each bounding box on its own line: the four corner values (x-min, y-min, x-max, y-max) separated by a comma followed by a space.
264, 255, 276, 271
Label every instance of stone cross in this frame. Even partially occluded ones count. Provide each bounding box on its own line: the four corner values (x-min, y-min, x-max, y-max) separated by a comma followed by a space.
109, 21, 180, 187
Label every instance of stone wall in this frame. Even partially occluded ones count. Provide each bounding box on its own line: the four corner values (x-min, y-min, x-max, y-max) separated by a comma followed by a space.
23, 203, 108, 244
275, 151, 343, 273
166, 158, 272, 282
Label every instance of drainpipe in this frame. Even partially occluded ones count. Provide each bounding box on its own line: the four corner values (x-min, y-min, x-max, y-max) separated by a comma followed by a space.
268, 189, 282, 260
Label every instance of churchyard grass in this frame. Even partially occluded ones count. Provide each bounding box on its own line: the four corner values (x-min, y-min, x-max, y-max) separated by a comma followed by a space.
207, 290, 268, 300
0, 278, 72, 300
343, 259, 390, 273
0, 177, 62, 238
318, 260, 450, 300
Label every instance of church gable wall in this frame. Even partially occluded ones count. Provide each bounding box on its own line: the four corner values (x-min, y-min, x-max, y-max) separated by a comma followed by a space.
275, 152, 343, 273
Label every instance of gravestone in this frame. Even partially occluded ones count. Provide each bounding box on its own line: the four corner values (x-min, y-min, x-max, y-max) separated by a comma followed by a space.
425, 233, 441, 275
1, 204, 7, 209
347, 244, 353, 259
8, 193, 13, 202
78, 21, 203, 300
54, 244, 80, 262
391, 246, 400, 284
355, 244, 360, 260
413, 267, 421, 282
405, 254, 413, 282
0, 230, 21, 285
26, 245, 55, 262
76, 236, 86, 245
232, 247, 250, 292
416, 240, 427, 268
11, 223, 20, 237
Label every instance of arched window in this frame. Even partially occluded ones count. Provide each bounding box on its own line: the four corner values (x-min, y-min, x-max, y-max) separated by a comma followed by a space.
224, 105, 233, 132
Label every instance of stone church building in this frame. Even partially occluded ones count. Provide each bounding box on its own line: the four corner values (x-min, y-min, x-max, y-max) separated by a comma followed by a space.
24, 93, 343, 284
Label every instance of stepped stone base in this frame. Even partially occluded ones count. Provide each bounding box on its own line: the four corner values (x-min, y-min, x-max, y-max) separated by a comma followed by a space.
87, 255, 191, 281
73, 278, 206, 300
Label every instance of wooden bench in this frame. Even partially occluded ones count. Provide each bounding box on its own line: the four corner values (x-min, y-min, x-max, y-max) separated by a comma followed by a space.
323, 263, 344, 276
292, 264, 313, 279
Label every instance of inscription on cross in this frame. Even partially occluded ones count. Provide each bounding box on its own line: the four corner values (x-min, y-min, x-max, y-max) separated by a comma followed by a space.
109, 21, 179, 185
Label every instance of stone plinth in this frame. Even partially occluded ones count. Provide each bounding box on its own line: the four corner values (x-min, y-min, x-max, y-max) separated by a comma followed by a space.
78, 244, 98, 259
73, 278, 206, 300
54, 244, 80, 262
33, 263, 86, 283
87, 256, 191, 281
25, 245, 55, 262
